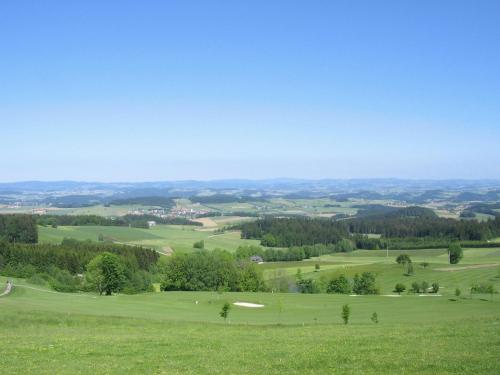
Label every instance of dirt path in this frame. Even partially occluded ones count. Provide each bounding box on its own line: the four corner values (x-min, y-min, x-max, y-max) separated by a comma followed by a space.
434, 263, 499, 272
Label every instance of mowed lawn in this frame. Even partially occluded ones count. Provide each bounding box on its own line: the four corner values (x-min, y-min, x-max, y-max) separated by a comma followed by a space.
1, 275, 500, 374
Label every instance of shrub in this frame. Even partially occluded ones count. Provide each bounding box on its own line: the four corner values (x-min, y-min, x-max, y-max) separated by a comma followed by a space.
326, 275, 351, 294
421, 281, 429, 293
193, 240, 205, 249
411, 282, 420, 293
431, 282, 440, 293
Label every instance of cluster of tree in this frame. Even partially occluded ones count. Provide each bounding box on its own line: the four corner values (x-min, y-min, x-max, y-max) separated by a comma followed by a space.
239, 217, 349, 247
470, 283, 496, 295
37, 214, 201, 229
409, 281, 439, 294
160, 250, 266, 292
235, 242, 351, 263
108, 196, 174, 208
239, 208, 500, 248
369, 237, 499, 250
0, 238, 158, 275
0, 214, 38, 243
0, 240, 157, 294
326, 272, 379, 295
345, 207, 500, 241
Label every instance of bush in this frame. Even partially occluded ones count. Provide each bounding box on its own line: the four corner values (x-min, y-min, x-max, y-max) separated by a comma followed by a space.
471, 283, 496, 295
431, 282, 440, 293
27, 273, 49, 286
421, 281, 429, 293
193, 240, 205, 249
411, 282, 421, 293
326, 275, 351, 294
297, 278, 318, 294
335, 239, 354, 253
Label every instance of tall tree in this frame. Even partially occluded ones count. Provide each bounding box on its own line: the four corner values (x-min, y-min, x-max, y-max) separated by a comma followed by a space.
86, 252, 126, 295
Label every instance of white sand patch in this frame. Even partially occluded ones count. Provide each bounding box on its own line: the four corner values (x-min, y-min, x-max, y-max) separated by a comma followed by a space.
418, 294, 442, 297
233, 301, 264, 308
382, 294, 401, 297
349, 294, 360, 297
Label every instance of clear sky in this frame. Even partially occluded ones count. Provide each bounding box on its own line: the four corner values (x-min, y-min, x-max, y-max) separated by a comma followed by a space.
1, 1, 499, 182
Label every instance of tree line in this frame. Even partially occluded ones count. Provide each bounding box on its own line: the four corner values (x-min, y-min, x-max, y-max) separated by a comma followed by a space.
160, 250, 266, 292
37, 214, 201, 228
238, 208, 500, 248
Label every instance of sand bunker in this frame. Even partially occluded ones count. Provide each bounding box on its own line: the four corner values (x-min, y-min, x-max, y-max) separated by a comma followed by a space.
233, 302, 264, 308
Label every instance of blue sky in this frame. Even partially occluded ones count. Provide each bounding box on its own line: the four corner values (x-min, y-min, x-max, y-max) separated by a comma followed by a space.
1, 1, 499, 181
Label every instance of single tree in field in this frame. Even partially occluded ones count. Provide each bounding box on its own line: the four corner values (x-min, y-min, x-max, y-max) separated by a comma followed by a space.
315, 263, 320, 272
448, 243, 463, 264
394, 283, 406, 295
86, 252, 126, 295
431, 282, 440, 293
455, 288, 461, 298
371, 312, 379, 324
420, 261, 429, 269
396, 254, 412, 266
341, 304, 350, 325
98, 233, 104, 242
220, 302, 231, 323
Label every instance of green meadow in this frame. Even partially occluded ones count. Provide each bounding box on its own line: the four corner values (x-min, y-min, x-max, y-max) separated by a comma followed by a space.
38, 224, 260, 253
7, 225, 500, 373
1, 272, 499, 374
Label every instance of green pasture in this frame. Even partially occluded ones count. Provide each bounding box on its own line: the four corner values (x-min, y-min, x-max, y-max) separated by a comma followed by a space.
1, 275, 499, 374
38, 224, 260, 253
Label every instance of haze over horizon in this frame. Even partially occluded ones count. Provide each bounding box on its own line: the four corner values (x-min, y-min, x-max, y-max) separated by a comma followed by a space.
1, 1, 499, 182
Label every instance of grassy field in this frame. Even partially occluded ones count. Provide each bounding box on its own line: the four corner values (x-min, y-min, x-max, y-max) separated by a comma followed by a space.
1, 243, 500, 374
38, 224, 260, 253
1, 274, 499, 374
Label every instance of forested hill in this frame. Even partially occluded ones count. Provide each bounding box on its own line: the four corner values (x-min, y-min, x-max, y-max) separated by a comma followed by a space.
239, 207, 500, 247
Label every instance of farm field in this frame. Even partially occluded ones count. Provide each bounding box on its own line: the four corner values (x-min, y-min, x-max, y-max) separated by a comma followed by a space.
38, 224, 260, 253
